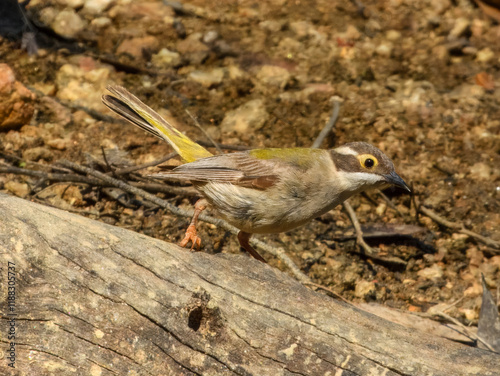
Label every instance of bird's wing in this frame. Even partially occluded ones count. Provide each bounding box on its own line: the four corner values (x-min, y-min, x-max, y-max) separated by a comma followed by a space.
153, 151, 285, 189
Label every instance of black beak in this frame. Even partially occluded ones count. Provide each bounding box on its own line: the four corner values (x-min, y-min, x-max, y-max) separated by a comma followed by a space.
384, 171, 411, 193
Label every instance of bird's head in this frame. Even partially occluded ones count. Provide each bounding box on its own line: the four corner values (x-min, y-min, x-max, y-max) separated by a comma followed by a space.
330, 142, 411, 193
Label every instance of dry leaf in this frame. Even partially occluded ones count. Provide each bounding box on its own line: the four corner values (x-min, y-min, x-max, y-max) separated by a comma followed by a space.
475, 71, 495, 91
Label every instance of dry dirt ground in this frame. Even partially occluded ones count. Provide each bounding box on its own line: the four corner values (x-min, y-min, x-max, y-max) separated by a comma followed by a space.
0, 0, 499, 328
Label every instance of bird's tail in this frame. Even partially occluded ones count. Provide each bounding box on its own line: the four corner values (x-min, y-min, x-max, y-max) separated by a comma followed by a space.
102, 85, 213, 163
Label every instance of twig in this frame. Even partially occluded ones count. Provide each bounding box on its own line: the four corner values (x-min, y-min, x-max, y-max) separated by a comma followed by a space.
427, 311, 496, 352
0, 165, 104, 186
101, 147, 117, 178
0, 152, 72, 173
131, 182, 198, 197
419, 206, 500, 251
58, 159, 311, 283
410, 182, 419, 221
112, 152, 178, 175
0, 165, 197, 197
186, 109, 223, 155
303, 282, 350, 303
343, 200, 407, 266
311, 100, 340, 148
376, 189, 403, 217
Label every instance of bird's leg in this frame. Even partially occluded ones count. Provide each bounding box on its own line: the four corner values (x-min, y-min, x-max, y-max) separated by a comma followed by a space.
180, 199, 207, 251
237, 231, 267, 263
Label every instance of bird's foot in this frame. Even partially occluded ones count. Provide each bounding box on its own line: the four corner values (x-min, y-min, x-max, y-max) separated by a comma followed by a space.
179, 224, 202, 251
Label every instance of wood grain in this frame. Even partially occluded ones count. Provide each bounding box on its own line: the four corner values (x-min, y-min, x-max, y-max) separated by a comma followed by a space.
0, 193, 498, 375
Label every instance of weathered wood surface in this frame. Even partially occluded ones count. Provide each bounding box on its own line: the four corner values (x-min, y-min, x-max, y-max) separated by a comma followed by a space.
0, 193, 498, 376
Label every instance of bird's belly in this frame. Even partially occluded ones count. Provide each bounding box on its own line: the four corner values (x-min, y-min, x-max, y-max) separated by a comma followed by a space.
198, 182, 341, 234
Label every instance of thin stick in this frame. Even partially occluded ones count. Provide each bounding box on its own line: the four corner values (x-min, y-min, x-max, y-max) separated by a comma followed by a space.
343, 200, 407, 266
376, 190, 403, 217
430, 311, 496, 352
311, 100, 340, 148
101, 147, 117, 178
112, 152, 178, 175
0, 165, 197, 197
58, 160, 311, 283
0, 152, 72, 173
303, 282, 350, 303
0, 165, 104, 185
186, 109, 223, 155
419, 206, 500, 251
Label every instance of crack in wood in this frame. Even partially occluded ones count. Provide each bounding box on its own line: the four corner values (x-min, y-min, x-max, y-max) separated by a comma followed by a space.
88, 358, 119, 375
54, 323, 145, 369
25, 346, 80, 369
122, 301, 244, 375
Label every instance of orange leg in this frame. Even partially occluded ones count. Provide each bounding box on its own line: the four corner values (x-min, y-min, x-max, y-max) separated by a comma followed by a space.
237, 231, 267, 263
180, 199, 207, 251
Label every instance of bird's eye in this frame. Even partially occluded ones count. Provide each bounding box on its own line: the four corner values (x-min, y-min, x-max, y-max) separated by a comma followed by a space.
364, 158, 375, 168
358, 154, 378, 169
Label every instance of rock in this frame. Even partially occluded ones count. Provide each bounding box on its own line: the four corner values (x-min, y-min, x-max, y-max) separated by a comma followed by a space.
4, 181, 30, 198
476, 48, 495, 63
256, 65, 291, 89
432, 45, 449, 61
277, 37, 303, 56
289, 20, 325, 44
90, 17, 112, 29
55, 59, 113, 111
176, 33, 210, 65
0, 63, 36, 131
51, 9, 86, 39
490, 256, 500, 268
46, 138, 71, 151
227, 65, 247, 80
448, 17, 470, 39
417, 264, 443, 281
188, 69, 225, 88
57, 0, 85, 8
22, 146, 53, 162
202, 30, 219, 44
376, 202, 387, 216
116, 36, 160, 59
151, 48, 182, 68
386, 30, 401, 41
83, 0, 114, 14
290, 20, 314, 38
259, 20, 284, 33
469, 162, 492, 180
354, 280, 376, 299
464, 282, 483, 298
376, 42, 393, 57
220, 99, 269, 134
462, 308, 479, 322
38, 7, 58, 26
344, 25, 361, 40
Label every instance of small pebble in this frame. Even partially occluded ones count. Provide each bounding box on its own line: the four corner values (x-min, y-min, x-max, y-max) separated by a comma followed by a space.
220, 99, 269, 134
4, 181, 30, 198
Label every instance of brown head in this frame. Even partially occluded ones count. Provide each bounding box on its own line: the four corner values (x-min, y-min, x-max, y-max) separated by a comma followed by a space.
330, 142, 411, 192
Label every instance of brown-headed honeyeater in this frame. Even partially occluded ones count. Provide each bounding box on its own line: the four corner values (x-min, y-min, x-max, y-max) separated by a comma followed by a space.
102, 86, 410, 262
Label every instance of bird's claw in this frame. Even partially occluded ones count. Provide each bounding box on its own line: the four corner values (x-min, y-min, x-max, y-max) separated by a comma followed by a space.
179, 224, 202, 251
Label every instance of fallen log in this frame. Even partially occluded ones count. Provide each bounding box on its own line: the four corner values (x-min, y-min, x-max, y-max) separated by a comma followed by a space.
0, 193, 498, 375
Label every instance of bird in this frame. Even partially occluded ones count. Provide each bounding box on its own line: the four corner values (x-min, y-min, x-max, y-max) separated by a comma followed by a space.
102, 85, 411, 262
